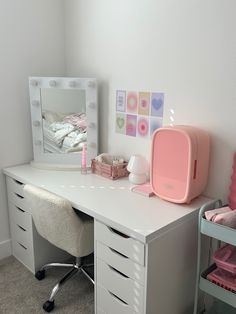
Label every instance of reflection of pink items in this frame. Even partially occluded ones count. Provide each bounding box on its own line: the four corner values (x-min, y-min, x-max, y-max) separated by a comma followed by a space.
81, 143, 87, 174
63, 113, 87, 130
228, 152, 236, 209
205, 206, 236, 229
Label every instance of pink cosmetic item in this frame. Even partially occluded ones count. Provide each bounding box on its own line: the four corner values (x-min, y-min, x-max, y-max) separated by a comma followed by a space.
213, 244, 236, 275
81, 143, 87, 174
151, 125, 210, 204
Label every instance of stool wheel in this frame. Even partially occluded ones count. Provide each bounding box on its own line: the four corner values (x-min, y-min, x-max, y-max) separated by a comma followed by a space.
35, 270, 45, 280
43, 300, 55, 312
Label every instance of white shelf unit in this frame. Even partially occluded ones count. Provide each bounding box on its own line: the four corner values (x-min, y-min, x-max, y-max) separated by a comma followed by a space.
193, 200, 236, 313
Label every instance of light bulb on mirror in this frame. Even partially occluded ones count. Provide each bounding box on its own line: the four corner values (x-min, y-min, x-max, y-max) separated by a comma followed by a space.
32, 100, 39, 107
33, 120, 40, 127
88, 102, 96, 109
69, 81, 76, 88
30, 80, 38, 86
49, 80, 57, 87
87, 81, 95, 88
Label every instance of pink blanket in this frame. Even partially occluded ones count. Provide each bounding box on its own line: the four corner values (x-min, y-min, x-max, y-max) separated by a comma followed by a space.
205, 206, 236, 229
63, 113, 87, 130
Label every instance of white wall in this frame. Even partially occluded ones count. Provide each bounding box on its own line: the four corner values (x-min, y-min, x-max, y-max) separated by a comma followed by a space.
65, 0, 236, 203
0, 0, 65, 259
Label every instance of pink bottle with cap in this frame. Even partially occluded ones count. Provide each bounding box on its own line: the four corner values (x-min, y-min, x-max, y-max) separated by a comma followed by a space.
81, 143, 87, 174
228, 152, 236, 209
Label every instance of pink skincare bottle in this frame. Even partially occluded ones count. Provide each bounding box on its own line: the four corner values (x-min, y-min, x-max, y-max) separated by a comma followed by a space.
81, 143, 87, 174
228, 152, 236, 209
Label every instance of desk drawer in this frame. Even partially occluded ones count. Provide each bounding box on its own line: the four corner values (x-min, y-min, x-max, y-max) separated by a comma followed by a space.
11, 221, 33, 250
97, 258, 144, 313
97, 284, 134, 314
96, 241, 145, 284
9, 202, 32, 231
95, 221, 145, 266
12, 239, 34, 271
7, 190, 27, 212
6, 176, 24, 196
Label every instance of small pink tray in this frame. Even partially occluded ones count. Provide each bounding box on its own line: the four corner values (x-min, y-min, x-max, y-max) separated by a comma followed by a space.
207, 267, 236, 293
213, 244, 236, 275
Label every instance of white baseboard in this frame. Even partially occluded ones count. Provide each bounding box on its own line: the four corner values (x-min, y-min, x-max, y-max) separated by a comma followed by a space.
0, 239, 12, 260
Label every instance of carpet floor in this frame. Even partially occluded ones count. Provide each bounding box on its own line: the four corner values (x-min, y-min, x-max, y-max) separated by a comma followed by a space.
0, 256, 94, 314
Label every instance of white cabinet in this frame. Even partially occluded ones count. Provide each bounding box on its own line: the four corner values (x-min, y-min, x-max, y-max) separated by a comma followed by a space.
6, 176, 70, 274
95, 217, 201, 314
95, 220, 145, 314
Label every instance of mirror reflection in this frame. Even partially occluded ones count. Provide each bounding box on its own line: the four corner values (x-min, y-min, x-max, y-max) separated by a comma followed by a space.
41, 88, 87, 154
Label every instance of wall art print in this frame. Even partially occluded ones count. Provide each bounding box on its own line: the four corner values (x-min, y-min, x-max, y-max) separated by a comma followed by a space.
116, 90, 164, 138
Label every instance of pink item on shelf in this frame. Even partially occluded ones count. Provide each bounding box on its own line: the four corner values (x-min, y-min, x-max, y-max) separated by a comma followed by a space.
213, 209, 236, 229
228, 152, 236, 209
207, 267, 236, 293
151, 125, 210, 204
205, 206, 236, 229
213, 244, 236, 274
205, 206, 231, 221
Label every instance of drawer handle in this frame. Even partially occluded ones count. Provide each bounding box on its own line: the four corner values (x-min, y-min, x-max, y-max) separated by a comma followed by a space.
108, 291, 128, 305
13, 179, 24, 186
109, 247, 128, 259
14, 193, 24, 199
16, 206, 25, 213
18, 242, 27, 250
108, 265, 129, 278
107, 226, 130, 239
17, 224, 26, 232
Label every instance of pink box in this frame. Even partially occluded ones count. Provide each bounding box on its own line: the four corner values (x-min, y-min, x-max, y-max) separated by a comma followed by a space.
207, 267, 236, 293
151, 125, 210, 204
213, 244, 236, 275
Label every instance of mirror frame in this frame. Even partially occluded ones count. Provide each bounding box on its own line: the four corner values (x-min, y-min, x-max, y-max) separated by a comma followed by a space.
29, 77, 98, 170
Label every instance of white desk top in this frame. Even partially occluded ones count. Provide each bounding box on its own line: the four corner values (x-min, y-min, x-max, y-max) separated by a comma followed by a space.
4, 164, 212, 243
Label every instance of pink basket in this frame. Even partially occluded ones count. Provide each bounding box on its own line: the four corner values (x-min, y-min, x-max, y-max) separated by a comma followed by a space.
91, 159, 129, 180
207, 267, 236, 293
213, 244, 236, 275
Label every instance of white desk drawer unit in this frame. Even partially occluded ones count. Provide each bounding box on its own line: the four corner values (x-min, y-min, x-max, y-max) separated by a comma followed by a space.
97, 259, 144, 313
96, 241, 145, 284
95, 220, 145, 314
6, 174, 74, 274
11, 238, 34, 269
6, 176, 25, 197
8, 202, 31, 231
6, 176, 35, 271
95, 220, 145, 266
97, 284, 134, 314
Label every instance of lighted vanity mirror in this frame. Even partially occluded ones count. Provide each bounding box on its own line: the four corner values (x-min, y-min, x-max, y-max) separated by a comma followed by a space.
29, 77, 98, 170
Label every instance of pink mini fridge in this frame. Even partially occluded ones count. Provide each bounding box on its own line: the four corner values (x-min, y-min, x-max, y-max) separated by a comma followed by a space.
151, 125, 210, 204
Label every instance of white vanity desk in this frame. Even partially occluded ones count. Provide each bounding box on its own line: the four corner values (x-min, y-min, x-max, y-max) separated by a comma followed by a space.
4, 164, 212, 314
